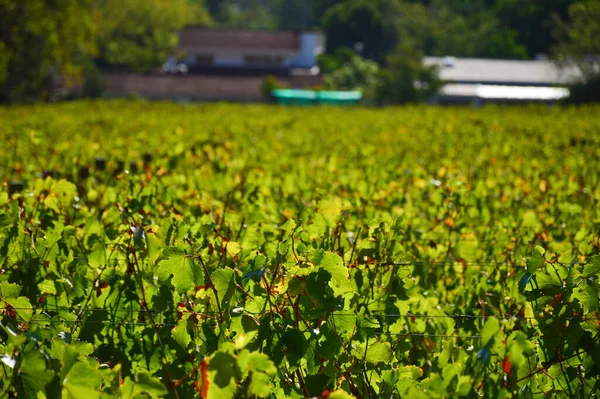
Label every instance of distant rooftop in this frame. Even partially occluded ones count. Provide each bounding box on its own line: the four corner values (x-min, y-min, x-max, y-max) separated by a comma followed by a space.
179, 28, 302, 52
424, 57, 583, 86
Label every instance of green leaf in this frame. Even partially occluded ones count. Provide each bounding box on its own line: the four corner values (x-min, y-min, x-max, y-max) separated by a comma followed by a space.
0, 282, 21, 299
398, 365, 424, 380
572, 281, 599, 313
206, 352, 237, 399
4, 296, 33, 321
237, 351, 277, 398
480, 317, 499, 345
172, 315, 191, 349
234, 331, 258, 350
121, 372, 168, 398
535, 272, 562, 290
456, 240, 478, 262
318, 252, 353, 296
365, 341, 393, 364
526, 246, 545, 274
87, 241, 106, 269
278, 218, 296, 234
63, 362, 103, 399
38, 279, 57, 295
583, 255, 600, 278
211, 267, 236, 308
282, 328, 306, 367
0, 213, 12, 229
19, 350, 54, 397
157, 247, 202, 294
135, 372, 169, 397
329, 390, 356, 399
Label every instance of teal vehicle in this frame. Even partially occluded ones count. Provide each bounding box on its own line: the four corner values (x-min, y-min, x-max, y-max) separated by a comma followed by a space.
271, 89, 362, 105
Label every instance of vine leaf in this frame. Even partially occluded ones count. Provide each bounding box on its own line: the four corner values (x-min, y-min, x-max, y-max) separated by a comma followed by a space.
237, 350, 277, 398
571, 282, 599, 313
501, 356, 512, 374
63, 362, 103, 399
205, 352, 237, 399
526, 245, 545, 274
583, 255, 600, 278
121, 372, 168, 398
19, 351, 54, 397
172, 314, 192, 349
157, 247, 202, 294
519, 272, 532, 293
318, 252, 353, 296
211, 267, 236, 308
365, 342, 393, 364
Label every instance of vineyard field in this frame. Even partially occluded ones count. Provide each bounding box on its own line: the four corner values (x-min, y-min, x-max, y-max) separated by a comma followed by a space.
1, 101, 600, 398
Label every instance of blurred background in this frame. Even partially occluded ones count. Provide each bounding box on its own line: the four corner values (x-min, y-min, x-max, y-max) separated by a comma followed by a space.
0, 0, 598, 105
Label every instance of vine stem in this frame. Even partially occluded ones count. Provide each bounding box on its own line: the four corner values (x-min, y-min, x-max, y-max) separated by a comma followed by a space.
508, 333, 600, 387
71, 234, 121, 335
131, 240, 179, 399
196, 253, 224, 322
295, 368, 310, 398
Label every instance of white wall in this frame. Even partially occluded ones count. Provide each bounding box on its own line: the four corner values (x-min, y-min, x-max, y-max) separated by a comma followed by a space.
290, 33, 325, 68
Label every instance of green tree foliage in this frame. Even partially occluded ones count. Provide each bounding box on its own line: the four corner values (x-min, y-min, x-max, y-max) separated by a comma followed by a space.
322, 0, 387, 62
0, 0, 96, 103
259, 75, 286, 101
317, 0, 581, 61
494, 0, 573, 57
94, 0, 209, 73
554, 0, 600, 81
204, 0, 280, 29
554, 0, 600, 104
376, 47, 442, 104
323, 50, 381, 99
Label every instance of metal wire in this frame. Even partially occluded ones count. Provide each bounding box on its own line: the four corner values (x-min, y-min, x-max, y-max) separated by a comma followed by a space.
10, 307, 598, 322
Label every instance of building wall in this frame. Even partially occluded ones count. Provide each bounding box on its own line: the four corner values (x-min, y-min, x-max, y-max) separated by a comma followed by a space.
291, 33, 325, 68
104, 73, 323, 101
183, 49, 297, 67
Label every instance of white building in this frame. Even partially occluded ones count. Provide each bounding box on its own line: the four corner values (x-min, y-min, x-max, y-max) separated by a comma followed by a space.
424, 57, 583, 103
173, 28, 325, 74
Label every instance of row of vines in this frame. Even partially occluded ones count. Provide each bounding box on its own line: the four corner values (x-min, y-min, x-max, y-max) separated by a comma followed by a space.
0, 101, 599, 398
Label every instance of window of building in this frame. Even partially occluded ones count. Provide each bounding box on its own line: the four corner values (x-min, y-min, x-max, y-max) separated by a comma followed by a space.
195, 54, 214, 65
243, 55, 285, 66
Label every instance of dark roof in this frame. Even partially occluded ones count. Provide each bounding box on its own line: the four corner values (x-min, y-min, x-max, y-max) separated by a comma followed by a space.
424, 57, 582, 86
179, 28, 301, 51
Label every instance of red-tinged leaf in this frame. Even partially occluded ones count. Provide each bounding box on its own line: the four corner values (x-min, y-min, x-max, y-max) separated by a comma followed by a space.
200, 357, 209, 399
4, 303, 16, 318
501, 356, 512, 374
551, 293, 562, 308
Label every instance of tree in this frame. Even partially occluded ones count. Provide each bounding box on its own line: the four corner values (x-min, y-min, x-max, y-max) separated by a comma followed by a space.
321, 0, 387, 62
0, 0, 96, 103
277, 0, 317, 30
386, 0, 528, 59
204, 0, 279, 29
376, 45, 442, 104
554, 0, 600, 81
323, 49, 382, 99
494, 0, 573, 58
94, 0, 210, 73
554, 0, 600, 103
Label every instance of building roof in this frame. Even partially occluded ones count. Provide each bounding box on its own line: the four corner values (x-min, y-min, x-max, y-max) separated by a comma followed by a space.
424, 57, 582, 86
179, 28, 301, 52
438, 83, 570, 102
